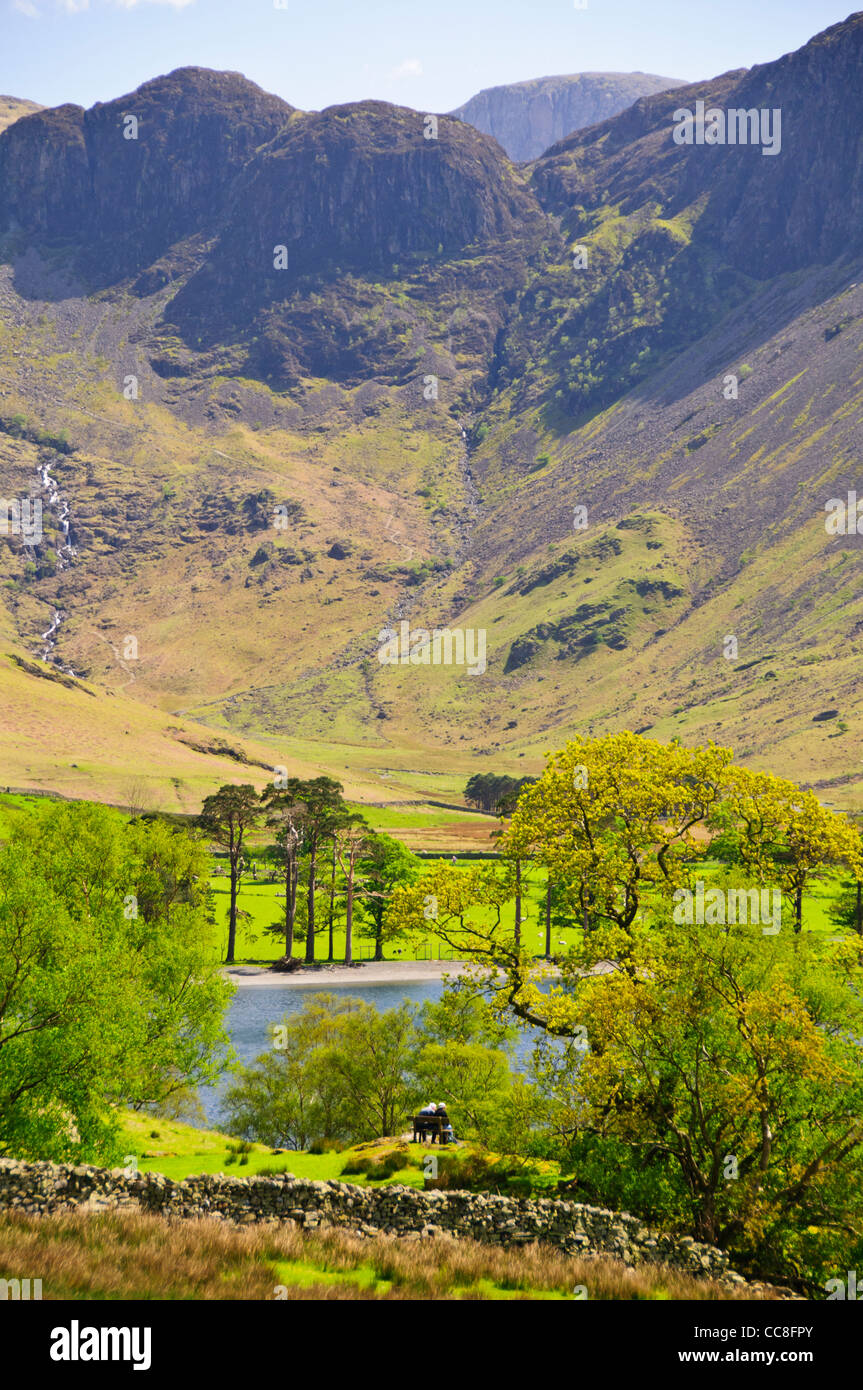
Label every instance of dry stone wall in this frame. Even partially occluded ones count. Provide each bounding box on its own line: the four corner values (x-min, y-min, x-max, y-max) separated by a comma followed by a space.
0, 1158, 741, 1283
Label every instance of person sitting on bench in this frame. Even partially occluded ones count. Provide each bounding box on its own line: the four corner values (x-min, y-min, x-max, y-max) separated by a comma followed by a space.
415, 1101, 436, 1141
435, 1103, 455, 1144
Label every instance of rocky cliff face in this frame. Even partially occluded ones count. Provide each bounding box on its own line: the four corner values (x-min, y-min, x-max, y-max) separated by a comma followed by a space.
501, 14, 863, 418
451, 71, 685, 162
532, 13, 863, 278
3, 17, 861, 398
165, 100, 550, 381
0, 74, 552, 389
0, 68, 294, 282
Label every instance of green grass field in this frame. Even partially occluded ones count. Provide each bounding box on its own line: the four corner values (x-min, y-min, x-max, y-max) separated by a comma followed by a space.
117, 1110, 429, 1187
212, 857, 849, 965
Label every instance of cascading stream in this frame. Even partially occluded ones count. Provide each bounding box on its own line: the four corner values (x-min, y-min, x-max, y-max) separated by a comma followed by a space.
34, 454, 77, 672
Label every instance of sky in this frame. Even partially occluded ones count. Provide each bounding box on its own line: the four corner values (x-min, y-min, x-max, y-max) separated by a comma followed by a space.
0, 0, 857, 114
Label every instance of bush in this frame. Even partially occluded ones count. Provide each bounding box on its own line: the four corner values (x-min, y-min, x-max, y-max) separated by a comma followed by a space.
340, 1147, 411, 1180
424, 1151, 545, 1197
224, 1140, 254, 1166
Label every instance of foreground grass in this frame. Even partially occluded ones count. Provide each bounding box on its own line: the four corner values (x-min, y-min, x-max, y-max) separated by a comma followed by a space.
0, 1209, 769, 1301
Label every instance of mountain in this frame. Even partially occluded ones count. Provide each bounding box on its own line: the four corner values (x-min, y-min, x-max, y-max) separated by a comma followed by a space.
0, 68, 294, 284
1, 16, 863, 812
163, 99, 547, 388
451, 72, 686, 162
0, 97, 42, 134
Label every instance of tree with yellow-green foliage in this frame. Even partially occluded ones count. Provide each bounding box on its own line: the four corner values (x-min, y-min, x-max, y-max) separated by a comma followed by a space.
387, 734, 863, 1283
535, 914, 863, 1284
710, 769, 863, 932
390, 734, 863, 1032
505, 732, 733, 937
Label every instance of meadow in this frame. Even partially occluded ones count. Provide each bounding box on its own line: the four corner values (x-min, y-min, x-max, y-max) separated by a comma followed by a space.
117, 1109, 428, 1188
211, 855, 845, 965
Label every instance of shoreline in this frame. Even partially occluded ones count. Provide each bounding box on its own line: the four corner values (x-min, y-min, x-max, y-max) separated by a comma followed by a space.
222, 960, 475, 987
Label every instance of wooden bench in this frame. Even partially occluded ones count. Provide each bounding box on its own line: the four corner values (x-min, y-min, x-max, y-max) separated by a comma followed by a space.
412, 1114, 453, 1144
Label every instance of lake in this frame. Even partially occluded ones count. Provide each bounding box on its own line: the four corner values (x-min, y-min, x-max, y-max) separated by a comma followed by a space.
198, 976, 548, 1130
198, 979, 450, 1128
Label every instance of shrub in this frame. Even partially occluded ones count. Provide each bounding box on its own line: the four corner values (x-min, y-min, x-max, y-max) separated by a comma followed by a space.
340, 1147, 411, 1180
425, 1151, 545, 1197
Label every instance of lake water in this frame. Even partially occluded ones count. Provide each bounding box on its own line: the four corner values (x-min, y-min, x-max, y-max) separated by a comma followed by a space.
198, 979, 450, 1129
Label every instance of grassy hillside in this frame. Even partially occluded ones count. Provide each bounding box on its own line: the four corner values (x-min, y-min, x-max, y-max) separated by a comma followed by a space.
2, 263, 862, 812
0, 97, 41, 134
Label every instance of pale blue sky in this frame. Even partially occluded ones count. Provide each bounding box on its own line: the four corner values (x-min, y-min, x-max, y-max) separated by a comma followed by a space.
1, 0, 857, 113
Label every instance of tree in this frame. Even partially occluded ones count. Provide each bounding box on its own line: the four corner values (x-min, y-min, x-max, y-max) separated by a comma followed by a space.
325, 837, 339, 963
121, 776, 149, 819
493, 783, 530, 948
223, 989, 516, 1150
543, 913, 863, 1284
223, 993, 362, 1149
418, 984, 516, 1052
392, 734, 863, 1033
829, 876, 863, 935
412, 1041, 512, 1145
260, 781, 308, 959
715, 771, 863, 933
506, 733, 732, 946
354, 833, 420, 962
828, 814, 863, 936
199, 784, 260, 963
464, 773, 535, 815
388, 858, 524, 1002
335, 816, 372, 964
411, 986, 516, 1142
0, 803, 232, 1162
293, 778, 346, 965
321, 1002, 419, 1138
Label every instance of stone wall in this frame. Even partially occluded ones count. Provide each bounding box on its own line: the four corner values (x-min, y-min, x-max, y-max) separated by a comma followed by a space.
0, 1158, 741, 1283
